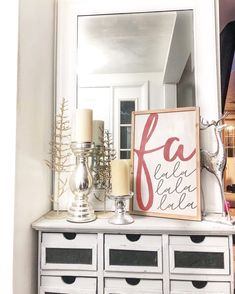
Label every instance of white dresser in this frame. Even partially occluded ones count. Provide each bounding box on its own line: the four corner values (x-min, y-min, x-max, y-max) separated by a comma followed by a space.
32, 212, 235, 294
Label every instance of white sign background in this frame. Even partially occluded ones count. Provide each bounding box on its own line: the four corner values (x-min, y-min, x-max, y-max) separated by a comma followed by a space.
132, 107, 201, 220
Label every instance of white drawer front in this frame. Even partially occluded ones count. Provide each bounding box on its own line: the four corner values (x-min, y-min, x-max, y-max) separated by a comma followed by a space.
41, 233, 97, 270
105, 277, 163, 294
105, 234, 162, 273
169, 236, 229, 275
170, 280, 231, 294
40, 275, 96, 294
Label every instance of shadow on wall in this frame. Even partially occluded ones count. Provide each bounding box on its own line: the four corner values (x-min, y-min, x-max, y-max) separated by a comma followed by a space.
219, 0, 235, 113
220, 21, 235, 113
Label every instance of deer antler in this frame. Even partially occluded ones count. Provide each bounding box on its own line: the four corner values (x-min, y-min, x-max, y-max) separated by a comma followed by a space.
200, 112, 230, 129
215, 112, 230, 126
200, 117, 214, 130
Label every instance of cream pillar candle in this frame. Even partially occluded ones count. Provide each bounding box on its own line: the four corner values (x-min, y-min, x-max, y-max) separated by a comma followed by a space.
122, 159, 132, 190
111, 160, 130, 196
122, 159, 132, 171
71, 109, 93, 143
93, 120, 104, 146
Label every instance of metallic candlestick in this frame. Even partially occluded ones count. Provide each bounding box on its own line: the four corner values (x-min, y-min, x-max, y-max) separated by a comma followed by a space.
67, 142, 96, 223
108, 193, 134, 225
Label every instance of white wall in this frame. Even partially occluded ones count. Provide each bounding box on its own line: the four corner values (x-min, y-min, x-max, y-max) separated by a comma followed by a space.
177, 58, 195, 107
0, 1, 19, 293
13, 0, 55, 293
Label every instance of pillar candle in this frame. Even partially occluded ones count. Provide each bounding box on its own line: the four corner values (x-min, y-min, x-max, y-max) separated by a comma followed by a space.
93, 120, 104, 146
122, 159, 132, 171
111, 160, 130, 196
122, 159, 132, 190
71, 109, 93, 143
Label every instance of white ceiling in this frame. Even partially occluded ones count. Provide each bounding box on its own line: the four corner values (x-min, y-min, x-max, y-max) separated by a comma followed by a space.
77, 12, 178, 74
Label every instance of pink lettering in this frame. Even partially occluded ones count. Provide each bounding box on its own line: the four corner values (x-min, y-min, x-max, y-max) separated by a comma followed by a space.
134, 113, 196, 211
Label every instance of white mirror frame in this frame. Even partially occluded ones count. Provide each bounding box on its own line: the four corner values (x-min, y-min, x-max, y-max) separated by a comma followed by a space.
55, 0, 222, 214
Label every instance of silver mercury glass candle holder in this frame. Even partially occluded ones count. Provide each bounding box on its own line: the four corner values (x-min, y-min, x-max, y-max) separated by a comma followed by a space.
108, 193, 134, 225
67, 142, 96, 223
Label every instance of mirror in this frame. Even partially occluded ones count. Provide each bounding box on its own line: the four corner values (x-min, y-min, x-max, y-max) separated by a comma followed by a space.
56, 0, 221, 213
76, 10, 194, 158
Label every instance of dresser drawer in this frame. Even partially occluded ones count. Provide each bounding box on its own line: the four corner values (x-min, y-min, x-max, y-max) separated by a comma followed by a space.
105, 234, 162, 273
170, 280, 230, 294
169, 235, 229, 275
41, 233, 97, 270
40, 275, 97, 294
105, 278, 163, 294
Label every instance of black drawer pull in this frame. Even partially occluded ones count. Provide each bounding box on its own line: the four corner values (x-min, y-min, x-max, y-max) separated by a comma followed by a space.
45, 292, 68, 294
61, 276, 76, 284
45, 292, 67, 294
125, 278, 140, 285
190, 235, 205, 243
63, 233, 76, 240
126, 234, 141, 242
192, 281, 207, 289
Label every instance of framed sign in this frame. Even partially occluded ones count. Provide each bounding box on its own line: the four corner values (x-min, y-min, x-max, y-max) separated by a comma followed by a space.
131, 107, 201, 220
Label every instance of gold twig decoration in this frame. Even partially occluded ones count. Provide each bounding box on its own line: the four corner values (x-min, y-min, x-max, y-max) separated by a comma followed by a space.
45, 98, 74, 211
92, 129, 116, 192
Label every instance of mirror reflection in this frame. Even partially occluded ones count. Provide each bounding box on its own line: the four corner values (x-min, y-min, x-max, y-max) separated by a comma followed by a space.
76, 11, 194, 158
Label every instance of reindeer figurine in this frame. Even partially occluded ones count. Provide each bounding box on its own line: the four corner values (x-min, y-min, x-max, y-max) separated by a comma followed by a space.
200, 112, 229, 218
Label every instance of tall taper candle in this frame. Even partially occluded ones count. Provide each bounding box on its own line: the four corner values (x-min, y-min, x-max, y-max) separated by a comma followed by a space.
72, 109, 93, 143
93, 120, 104, 146
111, 160, 129, 196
